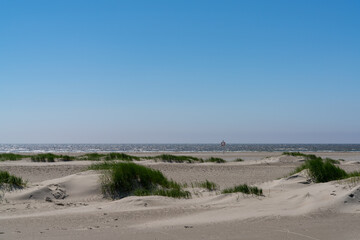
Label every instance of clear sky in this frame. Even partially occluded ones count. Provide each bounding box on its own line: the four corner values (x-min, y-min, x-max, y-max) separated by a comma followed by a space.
1, 0, 359, 144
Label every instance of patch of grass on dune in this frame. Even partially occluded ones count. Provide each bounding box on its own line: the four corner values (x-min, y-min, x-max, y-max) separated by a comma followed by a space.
195, 180, 218, 191
233, 158, 244, 162
307, 158, 347, 182
0, 153, 27, 161
205, 157, 226, 163
348, 171, 360, 178
289, 164, 308, 176
58, 155, 75, 161
283, 152, 341, 164
0, 170, 26, 188
283, 152, 309, 157
289, 153, 360, 183
89, 162, 191, 199
30, 153, 76, 162
283, 152, 322, 159
78, 153, 106, 161
104, 153, 140, 161
88, 161, 117, 170
154, 154, 203, 163
222, 184, 263, 196
31, 153, 57, 162
77, 153, 139, 161
324, 158, 341, 164
295, 157, 348, 182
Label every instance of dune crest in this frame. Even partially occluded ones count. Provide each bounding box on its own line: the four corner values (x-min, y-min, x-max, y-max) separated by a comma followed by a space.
1, 152, 360, 239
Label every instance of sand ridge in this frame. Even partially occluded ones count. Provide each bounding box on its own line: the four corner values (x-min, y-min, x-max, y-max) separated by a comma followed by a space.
1, 152, 360, 239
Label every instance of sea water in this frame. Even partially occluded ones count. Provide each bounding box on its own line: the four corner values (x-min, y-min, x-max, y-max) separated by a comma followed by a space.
0, 144, 359, 153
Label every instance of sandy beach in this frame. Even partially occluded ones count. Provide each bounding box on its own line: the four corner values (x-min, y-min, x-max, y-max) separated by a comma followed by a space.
3, 0, 359, 239
1, 152, 360, 240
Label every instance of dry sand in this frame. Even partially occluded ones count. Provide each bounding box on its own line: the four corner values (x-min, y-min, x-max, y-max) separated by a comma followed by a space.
1, 152, 360, 240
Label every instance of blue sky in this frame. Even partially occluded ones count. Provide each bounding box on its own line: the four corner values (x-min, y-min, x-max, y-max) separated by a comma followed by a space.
1, 0, 359, 143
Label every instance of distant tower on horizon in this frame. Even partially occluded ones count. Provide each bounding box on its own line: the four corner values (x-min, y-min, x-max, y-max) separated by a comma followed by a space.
221, 140, 226, 154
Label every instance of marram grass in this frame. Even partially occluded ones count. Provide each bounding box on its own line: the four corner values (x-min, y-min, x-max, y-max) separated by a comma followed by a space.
0, 170, 26, 187
233, 158, 244, 162
195, 180, 218, 191
104, 153, 140, 161
289, 153, 360, 183
89, 162, 191, 199
205, 157, 226, 163
0, 153, 25, 161
153, 154, 203, 163
222, 184, 263, 196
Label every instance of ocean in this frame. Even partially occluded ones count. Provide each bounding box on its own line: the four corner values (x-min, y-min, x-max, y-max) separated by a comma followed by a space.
0, 144, 360, 153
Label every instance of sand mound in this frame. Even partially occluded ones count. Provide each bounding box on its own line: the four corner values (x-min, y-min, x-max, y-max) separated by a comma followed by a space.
134, 171, 360, 229
266, 155, 305, 163
2, 155, 360, 239
6, 170, 102, 202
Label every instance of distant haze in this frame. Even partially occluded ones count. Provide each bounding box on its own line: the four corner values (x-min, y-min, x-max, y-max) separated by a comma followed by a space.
1, 1, 359, 144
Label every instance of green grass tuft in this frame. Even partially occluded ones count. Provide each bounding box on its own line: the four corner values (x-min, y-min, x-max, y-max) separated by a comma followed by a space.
305, 157, 347, 182
88, 161, 116, 170
104, 153, 140, 161
348, 171, 360, 178
222, 184, 263, 196
324, 158, 340, 164
205, 157, 226, 163
80, 153, 105, 161
289, 153, 360, 183
59, 155, 75, 161
195, 180, 218, 191
31, 153, 76, 162
0, 153, 27, 161
31, 153, 57, 162
284, 152, 341, 164
77, 153, 140, 161
0, 170, 26, 187
0, 153, 76, 162
154, 154, 203, 163
153, 188, 191, 198
234, 158, 244, 162
283, 152, 309, 157
89, 162, 190, 199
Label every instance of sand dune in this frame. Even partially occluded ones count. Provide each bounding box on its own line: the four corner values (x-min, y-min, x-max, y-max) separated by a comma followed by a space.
7, 170, 102, 202
1, 152, 360, 239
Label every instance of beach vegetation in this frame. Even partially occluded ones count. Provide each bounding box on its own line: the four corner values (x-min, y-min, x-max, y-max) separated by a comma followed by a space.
31, 153, 57, 162
0, 170, 26, 188
205, 157, 226, 163
290, 153, 360, 183
89, 162, 191, 199
104, 153, 140, 161
324, 158, 341, 164
222, 184, 263, 196
0, 153, 77, 162
154, 154, 203, 163
76, 153, 139, 161
348, 171, 360, 178
306, 157, 347, 182
195, 180, 218, 191
29, 153, 77, 162
233, 158, 244, 162
283, 152, 309, 157
0, 153, 26, 161
283, 152, 341, 164
59, 155, 75, 161
79, 153, 105, 161
88, 161, 115, 170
